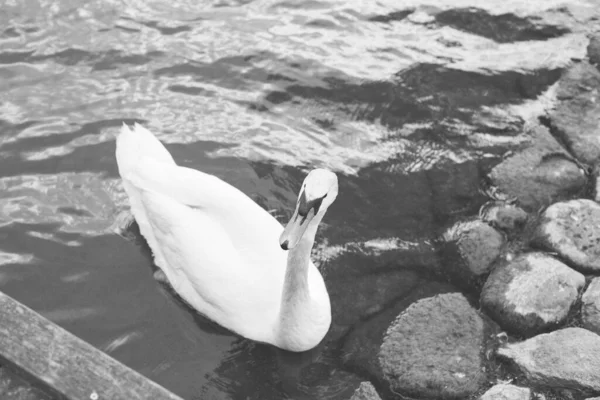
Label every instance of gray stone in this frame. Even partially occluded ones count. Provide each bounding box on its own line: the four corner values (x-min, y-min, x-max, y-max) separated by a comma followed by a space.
549, 61, 600, 165
480, 202, 528, 232
593, 164, 600, 203
342, 281, 455, 379
442, 220, 505, 287
479, 384, 531, 400
588, 34, 600, 66
498, 327, 600, 392
534, 199, 600, 272
582, 278, 600, 335
302, 369, 364, 399
0, 365, 50, 400
349, 382, 382, 400
481, 252, 584, 336
327, 263, 420, 340
379, 293, 487, 399
488, 125, 586, 211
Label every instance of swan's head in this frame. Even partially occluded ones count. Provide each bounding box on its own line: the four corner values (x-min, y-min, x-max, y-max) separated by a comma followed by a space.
279, 169, 338, 250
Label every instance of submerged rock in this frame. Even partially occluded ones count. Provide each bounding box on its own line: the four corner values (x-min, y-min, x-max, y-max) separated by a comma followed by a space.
348, 382, 382, 400
488, 125, 586, 211
481, 252, 584, 336
480, 202, 528, 232
533, 199, 600, 272
0, 365, 51, 400
548, 61, 600, 165
325, 249, 422, 339
301, 368, 364, 400
342, 281, 455, 379
379, 293, 487, 399
498, 327, 600, 393
582, 278, 600, 335
479, 384, 531, 400
442, 220, 505, 288
593, 165, 600, 203
588, 34, 600, 66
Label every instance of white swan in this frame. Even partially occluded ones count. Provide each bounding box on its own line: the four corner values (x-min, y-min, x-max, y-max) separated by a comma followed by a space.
115, 123, 337, 352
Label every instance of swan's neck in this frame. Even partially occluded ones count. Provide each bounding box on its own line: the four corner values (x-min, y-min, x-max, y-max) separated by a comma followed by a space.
282, 227, 316, 303
276, 222, 329, 351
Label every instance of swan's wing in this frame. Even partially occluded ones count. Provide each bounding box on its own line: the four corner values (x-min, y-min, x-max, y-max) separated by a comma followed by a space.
140, 189, 282, 337
122, 154, 287, 264
116, 122, 280, 230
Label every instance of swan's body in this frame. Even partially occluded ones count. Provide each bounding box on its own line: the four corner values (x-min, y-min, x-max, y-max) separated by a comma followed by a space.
115, 124, 335, 351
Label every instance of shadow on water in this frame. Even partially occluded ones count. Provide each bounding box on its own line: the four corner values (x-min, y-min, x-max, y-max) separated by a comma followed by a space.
368, 7, 570, 43
434, 8, 571, 43
257, 62, 561, 135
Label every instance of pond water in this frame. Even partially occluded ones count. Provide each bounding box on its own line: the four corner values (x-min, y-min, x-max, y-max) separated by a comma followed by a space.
1, 0, 598, 399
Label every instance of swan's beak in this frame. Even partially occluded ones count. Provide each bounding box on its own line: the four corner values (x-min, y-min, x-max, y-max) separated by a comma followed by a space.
279, 208, 316, 251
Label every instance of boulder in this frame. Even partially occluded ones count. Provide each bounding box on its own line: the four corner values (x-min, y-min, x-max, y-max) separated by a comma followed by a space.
582, 277, 600, 335
342, 281, 456, 379
488, 125, 586, 211
301, 368, 364, 399
480, 201, 528, 232
479, 384, 531, 400
0, 365, 49, 400
593, 164, 600, 203
348, 382, 382, 400
481, 252, 584, 336
498, 327, 600, 393
326, 258, 421, 339
442, 220, 505, 288
379, 293, 487, 399
588, 34, 600, 66
533, 199, 600, 272
548, 61, 600, 165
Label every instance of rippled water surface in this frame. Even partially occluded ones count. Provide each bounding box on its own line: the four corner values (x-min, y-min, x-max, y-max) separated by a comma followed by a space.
1, 0, 599, 399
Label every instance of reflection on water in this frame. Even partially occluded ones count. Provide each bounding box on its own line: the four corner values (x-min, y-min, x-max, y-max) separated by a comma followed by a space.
1, 0, 599, 399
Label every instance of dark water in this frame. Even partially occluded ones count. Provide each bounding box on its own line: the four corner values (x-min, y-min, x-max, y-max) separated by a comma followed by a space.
1, 1, 598, 399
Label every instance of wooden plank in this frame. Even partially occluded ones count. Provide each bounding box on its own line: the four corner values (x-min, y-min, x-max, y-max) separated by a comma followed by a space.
0, 291, 185, 400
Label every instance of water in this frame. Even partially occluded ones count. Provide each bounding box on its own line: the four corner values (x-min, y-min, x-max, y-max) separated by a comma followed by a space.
1, 1, 599, 399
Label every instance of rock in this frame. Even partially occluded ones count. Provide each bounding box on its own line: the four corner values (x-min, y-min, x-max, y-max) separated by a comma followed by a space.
582, 278, 600, 335
481, 252, 584, 336
326, 255, 421, 339
300, 368, 364, 399
548, 61, 600, 165
593, 164, 600, 203
589, 35, 600, 66
379, 293, 487, 399
533, 199, 600, 272
442, 220, 505, 288
428, 160, 489, 221
498, 327, 600, 393
488, 125, 586, 211
342, 281, 456, 379
480, 201, 528, 232
0, 365, 50, 400
349, 382, 382, 400
479, 384, 531, 400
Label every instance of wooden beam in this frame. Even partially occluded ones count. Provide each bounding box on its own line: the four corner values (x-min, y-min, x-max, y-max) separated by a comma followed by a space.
0, 291, 185, 400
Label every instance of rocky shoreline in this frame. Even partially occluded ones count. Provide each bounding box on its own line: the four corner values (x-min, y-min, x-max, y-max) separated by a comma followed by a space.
346, 34, 600, 400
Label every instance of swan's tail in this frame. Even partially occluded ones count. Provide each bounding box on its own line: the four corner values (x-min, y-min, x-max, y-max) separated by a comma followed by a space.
116, 123, 175, 178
